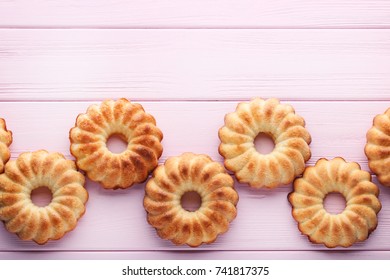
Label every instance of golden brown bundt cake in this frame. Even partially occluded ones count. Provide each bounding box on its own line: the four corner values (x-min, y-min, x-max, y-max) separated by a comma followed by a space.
288, 157, 381, 248
70, 98, 163, 189
144, 153, 238, 247
365, 107, 390, 187
0, 118, 12, 173
0, 150, 88, 244
219, 98, 311, 188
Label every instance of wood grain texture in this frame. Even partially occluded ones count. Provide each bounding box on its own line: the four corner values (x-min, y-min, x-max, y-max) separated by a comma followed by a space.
0, 0, 389, 28
1, 1, 389, 259
0, 101, 389, 171
2, 251, 390, 260
0, 29, 389, 101
0, 100, 389, 252
0, 178, 389, 252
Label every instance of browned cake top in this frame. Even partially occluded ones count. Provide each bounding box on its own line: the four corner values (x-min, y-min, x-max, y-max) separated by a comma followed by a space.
365, 107, 390, 187
288, 157, 381, 248
70, 98, 163, 189
0, 150, 88, 244
144, 152, 238, 247
219, 98, 311, 188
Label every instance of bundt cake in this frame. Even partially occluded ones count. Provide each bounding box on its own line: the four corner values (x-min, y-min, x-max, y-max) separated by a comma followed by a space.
219, 98, 311, 188
70, 98, 163, 189
288, 157, 381, 248
0, 118, 12, 173
365, 107, 390, 187
144, 153, 239, 247
0, 150, 88, 244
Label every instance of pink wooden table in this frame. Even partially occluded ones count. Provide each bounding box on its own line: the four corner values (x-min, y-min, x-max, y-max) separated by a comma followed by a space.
0, 1, 389, 260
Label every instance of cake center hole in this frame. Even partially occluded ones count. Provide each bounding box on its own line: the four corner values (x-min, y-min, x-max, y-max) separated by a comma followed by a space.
181, 191, 202, 212
31, 186, 53, 207
324, 192, 346, 214
254, 133, 275, 155
106, 133, 128, 154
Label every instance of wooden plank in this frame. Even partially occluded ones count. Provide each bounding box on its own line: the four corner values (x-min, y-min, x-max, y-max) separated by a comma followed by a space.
2, 251, 390, 260
1, 100, 388, 171
0, 178, 389, 252
0, 101, 388, 171
0, 29, 389, 101
0, 1, 389, 28
0, 100, 389, 251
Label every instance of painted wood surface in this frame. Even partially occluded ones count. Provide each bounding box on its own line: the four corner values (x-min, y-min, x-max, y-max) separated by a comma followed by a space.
0, 100, 389, 253
0, 176, 389, 252
0, 101, 388, 171
0, 1, 389, 260
0, 29, 389, 101
0, 0, 389, 28
3, 251, 390, 260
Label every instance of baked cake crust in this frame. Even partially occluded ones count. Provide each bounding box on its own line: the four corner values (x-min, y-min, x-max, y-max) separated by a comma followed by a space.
69, 98, 163, 189
365, 107, 390, 187
0, 118, 12, 173
219, 98, 311, 188
288, 157, 381, 248
144, 152, 238, 247
0, 150, 88, 244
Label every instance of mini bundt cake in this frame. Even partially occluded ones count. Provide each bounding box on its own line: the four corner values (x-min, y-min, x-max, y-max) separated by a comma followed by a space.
70, 98, 163, 189
0, 118, 12, 173
0, 150, 88, 244
219, 98, 311, 188
288, 157, 381, 248
365, 107, 390, 187
144, 153, 239, 247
